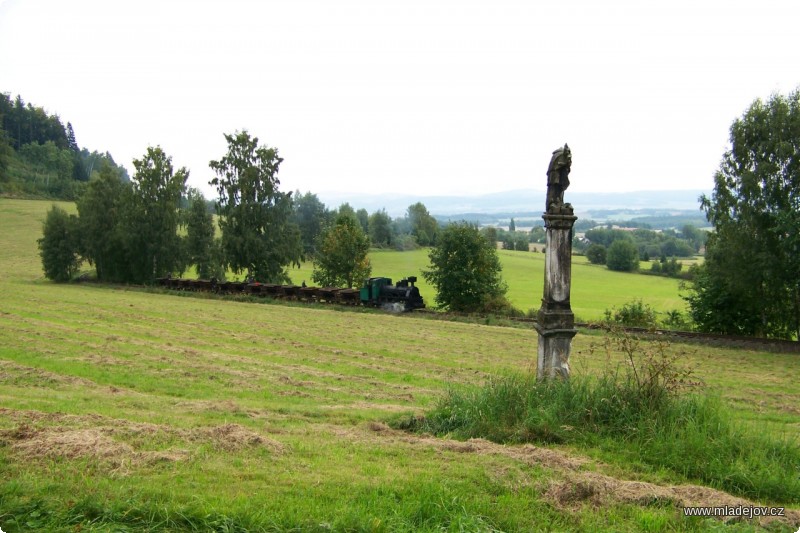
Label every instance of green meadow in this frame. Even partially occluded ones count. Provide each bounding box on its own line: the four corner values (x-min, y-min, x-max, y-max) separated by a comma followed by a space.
289, 246, 687, 321
0, 198, 798, 531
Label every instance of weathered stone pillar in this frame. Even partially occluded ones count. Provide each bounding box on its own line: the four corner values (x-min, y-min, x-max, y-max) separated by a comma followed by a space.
535, 213, 577, 379
535, 143, 577, 379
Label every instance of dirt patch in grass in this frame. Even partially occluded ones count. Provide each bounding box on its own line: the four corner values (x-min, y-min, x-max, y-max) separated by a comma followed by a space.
363, 422, 799, 527
0, 408, 285, 469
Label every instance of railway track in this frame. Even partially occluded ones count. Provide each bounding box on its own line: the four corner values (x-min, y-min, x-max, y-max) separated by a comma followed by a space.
576, 323, 800, 353
127, 278, 800, 353
414, 309, 800, 353
153, 275, 426, 311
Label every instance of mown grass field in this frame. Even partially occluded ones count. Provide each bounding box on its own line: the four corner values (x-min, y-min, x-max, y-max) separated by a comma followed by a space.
1, 198, 799, 532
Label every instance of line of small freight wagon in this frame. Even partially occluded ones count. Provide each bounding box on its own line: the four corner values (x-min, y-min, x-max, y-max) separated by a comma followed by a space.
155, 275, 426, 312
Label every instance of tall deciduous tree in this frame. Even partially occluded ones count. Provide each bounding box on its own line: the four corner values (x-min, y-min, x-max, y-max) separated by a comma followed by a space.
680, 224, 705, 252
356, 208, 369, 234
368, 209, 392, 247
423, 222, 506, 312
38, 205, 81, 282
407, 202, 438, 246
292, 191, 330, 258
76, 162, 131, 281
687, 89, 800, 339
128, 146, 188, 282
209, 131, 302, 283
606, 239, 639, 272
311, 214, 372, 288
185, 188, 219, 279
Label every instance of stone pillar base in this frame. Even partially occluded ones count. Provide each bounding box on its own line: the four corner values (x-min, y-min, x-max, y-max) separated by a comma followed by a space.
534, 324, 577, 380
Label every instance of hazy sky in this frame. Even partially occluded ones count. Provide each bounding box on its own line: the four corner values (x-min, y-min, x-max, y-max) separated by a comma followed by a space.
1, 0, 797, 199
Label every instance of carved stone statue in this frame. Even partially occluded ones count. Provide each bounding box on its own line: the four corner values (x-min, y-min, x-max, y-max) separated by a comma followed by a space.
537, 142, 577, 380
546, 144, 572, 213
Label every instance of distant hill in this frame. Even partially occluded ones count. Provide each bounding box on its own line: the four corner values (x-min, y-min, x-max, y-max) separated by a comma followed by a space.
317, 189, 709, 225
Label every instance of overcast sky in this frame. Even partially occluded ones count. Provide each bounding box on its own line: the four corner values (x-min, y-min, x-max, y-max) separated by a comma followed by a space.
1, 0, 798, 200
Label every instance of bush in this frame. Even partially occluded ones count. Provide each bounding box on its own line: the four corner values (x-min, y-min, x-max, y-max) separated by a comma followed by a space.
662, 309, 689, 330
604, 299, 658, 328
661, 257, 683, 276
585, 244, 606, 265
606, 239, 639, 271
479, 295, 524, 317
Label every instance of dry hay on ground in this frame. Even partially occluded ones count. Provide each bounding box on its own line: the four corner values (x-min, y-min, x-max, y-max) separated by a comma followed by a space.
189, 423, 284, 453
0, 408, 284, 471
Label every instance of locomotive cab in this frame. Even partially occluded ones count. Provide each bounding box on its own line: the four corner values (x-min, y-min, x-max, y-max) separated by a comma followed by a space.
359, 276, 425, 310
360, 277, 389, 304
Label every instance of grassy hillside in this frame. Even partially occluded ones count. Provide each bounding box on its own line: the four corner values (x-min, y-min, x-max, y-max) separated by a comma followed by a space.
1, 198, 798, 531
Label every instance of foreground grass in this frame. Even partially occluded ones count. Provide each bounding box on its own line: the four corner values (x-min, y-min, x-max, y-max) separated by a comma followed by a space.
1, 198, 799, 531
403, 372, 800, 504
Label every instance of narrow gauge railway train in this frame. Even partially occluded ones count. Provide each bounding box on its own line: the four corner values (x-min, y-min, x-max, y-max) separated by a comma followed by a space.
156, 275, 426, 312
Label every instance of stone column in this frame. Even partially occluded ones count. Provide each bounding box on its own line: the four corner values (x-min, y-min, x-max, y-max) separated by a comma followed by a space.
535, 213, 578, 379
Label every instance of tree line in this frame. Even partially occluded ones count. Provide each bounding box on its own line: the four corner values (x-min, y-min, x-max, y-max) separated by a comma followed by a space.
292, 195, 440, 255
40, 132, 315, 285
38, 128, 512, 316
580, 225, 705, 275
37, 130, 460, 291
